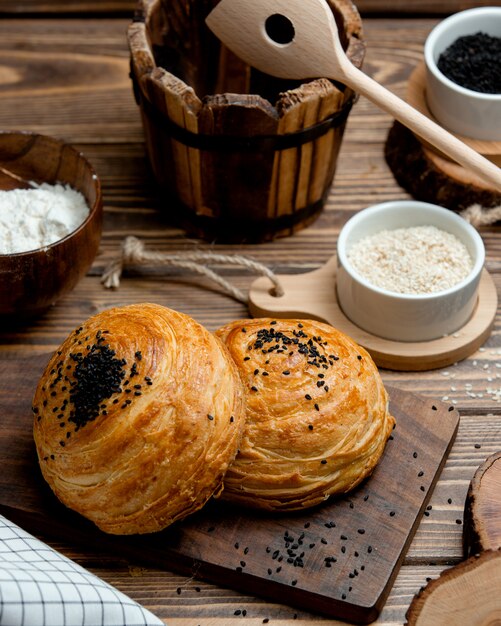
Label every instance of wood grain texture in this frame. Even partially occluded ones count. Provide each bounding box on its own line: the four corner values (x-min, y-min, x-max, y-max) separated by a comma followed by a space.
1, 11, 501, 626
0, 0, 493, 15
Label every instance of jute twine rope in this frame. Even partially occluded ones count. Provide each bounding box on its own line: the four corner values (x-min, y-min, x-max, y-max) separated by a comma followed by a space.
101, 236, 285, 304
102, 203, 500, 302
461, 203, 501, 227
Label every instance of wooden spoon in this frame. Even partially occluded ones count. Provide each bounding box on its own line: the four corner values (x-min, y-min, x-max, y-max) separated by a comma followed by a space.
206, 0, 501, 192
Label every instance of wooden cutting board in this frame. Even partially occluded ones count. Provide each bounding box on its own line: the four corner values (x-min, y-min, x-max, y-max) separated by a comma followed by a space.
0, 352, 459, 624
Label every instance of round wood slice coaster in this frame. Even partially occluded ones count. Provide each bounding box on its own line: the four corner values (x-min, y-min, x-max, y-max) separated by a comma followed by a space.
464, 451, 501, 558
248, 256, 497, 371
385, 121, 501, 212
385, 63, 501, 211
406, 62, 501, 166
405, 550, 501, 626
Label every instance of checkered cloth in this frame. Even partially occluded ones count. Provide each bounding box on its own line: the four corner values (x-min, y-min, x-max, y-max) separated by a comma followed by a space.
0, 515, 164, 626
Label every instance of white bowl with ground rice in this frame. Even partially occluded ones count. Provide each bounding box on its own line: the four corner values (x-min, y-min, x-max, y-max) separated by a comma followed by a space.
424, 7, 501, 140
336, 201, 485, 342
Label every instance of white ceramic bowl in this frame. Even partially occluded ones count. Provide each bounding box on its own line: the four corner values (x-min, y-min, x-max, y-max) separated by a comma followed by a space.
336, 201, 485, 342
424, 7, 501, 141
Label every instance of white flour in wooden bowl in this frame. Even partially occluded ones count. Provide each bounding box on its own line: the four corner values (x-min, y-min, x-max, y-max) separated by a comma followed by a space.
347, 225, 473, 295
0, 183, 89, 255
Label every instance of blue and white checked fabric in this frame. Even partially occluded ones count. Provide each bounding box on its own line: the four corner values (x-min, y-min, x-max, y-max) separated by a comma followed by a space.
0, 515, 164, 626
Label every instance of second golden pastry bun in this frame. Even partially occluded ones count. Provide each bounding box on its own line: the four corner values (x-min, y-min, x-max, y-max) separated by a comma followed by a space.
33, 303, 245, 534
216, 318, 395, 511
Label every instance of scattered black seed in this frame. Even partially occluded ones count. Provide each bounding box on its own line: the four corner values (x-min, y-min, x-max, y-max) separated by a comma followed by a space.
342, 593, 347, 599
291, 579, 297, 586
283, 370, 290, 376
304, 522, 310, 529
456, 519, 462, 525
308, 425, 314, 431
207, 414, 214, 421
243, 610, 247, 617
263, 619, 269, 624
234, 609, 241, 616
418, 470, 424, 477
254, 369, 259, 375
50, 455, 55, 460
363, 495, 369, 501
267, 568, 272, 575
176, 588, 181, 595
240, 561, 246, 567
448, 406, 454, 412
305, 394, 312, 400
244, 547, 249, 555
413, 452, 418, 458
251, 386, 258, 392
448, 498, 452, 504
349, 502, 354, 509
341, 546, 346, 554
244, 356, 250, 361
367, 546, 373, 553
475, 443, 481, 449
420, 485, 426, 492
276, 566, 282, 573
321, 538, 328, 545
357, 529, 365, 535
431, 405, 437, 411
390, 511, 396, 517
321, 459, 327, 465
314, 404, 320, 411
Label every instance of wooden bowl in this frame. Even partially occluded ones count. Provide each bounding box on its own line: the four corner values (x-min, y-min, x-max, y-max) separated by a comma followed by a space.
0, 131, 103, 319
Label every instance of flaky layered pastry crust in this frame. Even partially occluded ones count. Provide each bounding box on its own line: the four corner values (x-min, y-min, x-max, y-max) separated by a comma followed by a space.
33, 303, 245, 534
216, 318, 395, 511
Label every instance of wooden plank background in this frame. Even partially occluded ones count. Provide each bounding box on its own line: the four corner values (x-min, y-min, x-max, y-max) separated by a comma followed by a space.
0, 0, 495, 15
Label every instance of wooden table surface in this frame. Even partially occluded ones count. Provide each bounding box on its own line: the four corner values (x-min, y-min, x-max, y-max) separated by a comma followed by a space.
1, 2, 500, 625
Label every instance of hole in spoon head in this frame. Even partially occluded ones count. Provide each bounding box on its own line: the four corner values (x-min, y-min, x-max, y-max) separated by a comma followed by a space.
265, 14, 295, 45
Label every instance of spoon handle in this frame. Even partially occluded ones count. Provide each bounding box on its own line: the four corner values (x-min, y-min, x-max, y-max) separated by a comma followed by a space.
341, 61, 501, 192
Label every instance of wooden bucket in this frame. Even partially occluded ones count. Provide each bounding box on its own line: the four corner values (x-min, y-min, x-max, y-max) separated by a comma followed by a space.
128, 0, 365, 242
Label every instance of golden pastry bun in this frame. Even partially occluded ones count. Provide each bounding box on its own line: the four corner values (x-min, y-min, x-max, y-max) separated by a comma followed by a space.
215, 318, 395, 511
33, 303, 245, 534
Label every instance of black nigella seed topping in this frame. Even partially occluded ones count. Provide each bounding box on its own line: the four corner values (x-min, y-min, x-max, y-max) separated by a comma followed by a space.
67, 335, 126, 431
230, 416, 234, 423
321, 459, 327, 465
418, 470, 424, 477
308, 425, 314, 431
390, 511, 396, 517
413, 452, 418, 458
251, 386, 258, 392
283, 370, 290, 376
207, 414, 214, 421
305, 394, 312, 400
135, 351, 142, 360
254, 369, 259, 375
431, 405, 437, 411
357, 355, 362, 360
314, 404, 320, 411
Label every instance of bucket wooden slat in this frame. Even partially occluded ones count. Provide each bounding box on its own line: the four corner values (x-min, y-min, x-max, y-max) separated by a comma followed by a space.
128, 0, 365, 241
